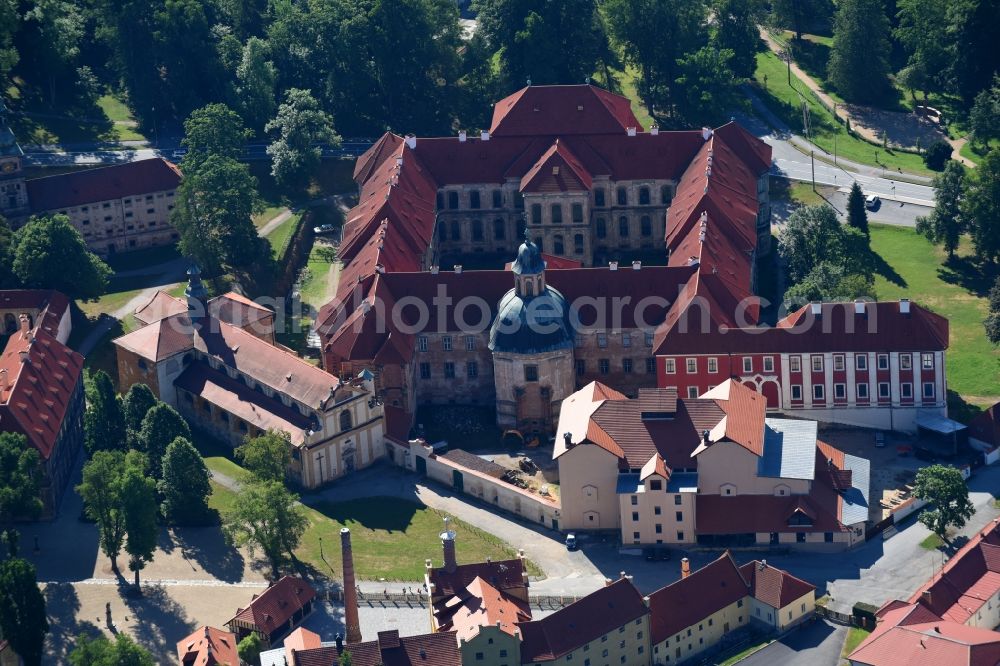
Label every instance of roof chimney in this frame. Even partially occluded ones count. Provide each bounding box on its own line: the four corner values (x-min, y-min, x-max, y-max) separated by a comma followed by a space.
335, 633, 343, 651
18, 313, 29, 334
702, 430, 710, 444
480, 130, 490, 141
627, 127, 637, 137
341, 528, 362, 643
702, 127, 713, 141
395, 156, 403, 168
854, 299, 866, 315
900, 298, 910, 314
609, 261, 618, 271
454, 264, 463, 274
632, 260, 641, 271
922, 589, 932, 608
430, 265, 439, 275
441, 517, 458, 573
458, 130, 467, 142
681, 558, 691, 579
650, 126, 659, 136
810, 302, 822, 317
563, 432, 572, 448
404, 134, 416, 150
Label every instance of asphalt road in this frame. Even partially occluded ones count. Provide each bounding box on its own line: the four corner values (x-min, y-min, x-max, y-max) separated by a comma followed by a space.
738, 619, 847, 666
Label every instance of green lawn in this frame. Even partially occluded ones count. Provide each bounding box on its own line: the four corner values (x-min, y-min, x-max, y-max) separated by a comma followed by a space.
869, 225, 1000, 408
298, 243, 338, 310
96, 94, 147, 142
252, 206, 286, 229
841, 627, 872, 658
753, 51, 932, 176
717, 638, 773, 666
920, 533, 945, 550
960, 139, 997, 166
265, 212, 303, 258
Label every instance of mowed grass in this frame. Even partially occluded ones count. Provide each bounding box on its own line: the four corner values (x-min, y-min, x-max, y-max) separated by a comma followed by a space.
96, 94, 146, 142
298, 244, 339, 310
265, 211, 302, 257
252, 205, 286, 229
753, 51, 932, 176
869, 224, 1000, 406
842, 627, 872, 658
920, 533, 945, 550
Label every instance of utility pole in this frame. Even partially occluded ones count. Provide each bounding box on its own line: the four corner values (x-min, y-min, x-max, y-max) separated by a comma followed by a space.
811, 150, 816, 192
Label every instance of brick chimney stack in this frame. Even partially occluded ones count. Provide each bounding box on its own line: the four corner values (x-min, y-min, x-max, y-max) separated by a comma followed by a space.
681, 557, 691, 579
340, 528, 362, 644
441, 517, 458, 573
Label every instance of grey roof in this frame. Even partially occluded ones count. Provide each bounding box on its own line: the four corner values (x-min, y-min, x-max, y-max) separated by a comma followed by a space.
666, 472, 698, 493
616, 473, 643, 494
916, 412, 967, 435
758, 418, 817, 480
840, 452, 871, 526
488, 284, 574, 354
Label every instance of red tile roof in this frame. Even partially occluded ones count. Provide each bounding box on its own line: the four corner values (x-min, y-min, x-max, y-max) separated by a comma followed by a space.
353, 132, 404, 185
519, 140, 593, 193
176, 626, 239, 666
428, 558, 527, 600
968, 402, 1000, 449
208, 292, 274, 328
434, 575, 532, 641
228, 576, 315, 636
0, 290, 70, 339
0, 326, 83, 459
26, 158, 181, 212
739, 560, 816, 609
133, 290, 186, 326
518, 578, 649, 661
290, 630, 461, 666
699, 381, 767, 456
647, 553, 750, 643
490, 85, 642, 137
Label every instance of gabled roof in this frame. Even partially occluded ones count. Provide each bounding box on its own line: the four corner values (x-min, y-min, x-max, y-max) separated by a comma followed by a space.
968, 401, 1000, 448
277, 629, 462, 666
228, 576, 315, 636
428, 558, 527, 600
640, 453, 670, 481
434, 576, 532, 641
696, 381, 767, 456
0, 325, 83, 459
176, 626, 239, 666
758, 418, 818, 480
739, 560, 816, 609
0, 289, 70, 339
133, 290, 186, 326
519, 140, 593, 193
353, 132, 405, 185
209, 292, 273, 328
27, 158, 181, 212
490, 84, 642, 137
518, 578, 648, 661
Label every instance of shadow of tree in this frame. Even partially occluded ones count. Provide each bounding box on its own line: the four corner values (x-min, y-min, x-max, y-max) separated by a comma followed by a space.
871, 250, 907, 287
937, 254, 998, 298
311, 498, 420, 533
118, 584, 195, 663
171, 525, 246, 583
947, 390, 984, 424
43, 583, 101, 663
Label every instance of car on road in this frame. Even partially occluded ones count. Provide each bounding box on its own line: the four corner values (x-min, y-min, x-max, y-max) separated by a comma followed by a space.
865, 193, 881, 210
314, 224, 337, 235
875, 431, 886, 448
565, 534, 577, 551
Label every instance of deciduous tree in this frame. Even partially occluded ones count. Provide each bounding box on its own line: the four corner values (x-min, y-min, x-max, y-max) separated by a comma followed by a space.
11, 215, 111, 300
913, 464, 975, 541
266, 88, 339, 191
963, 148, 1000, 264
714, 0, 763, 79
78, 451, 126, 572
894, 0, 950, 101
235, 37, 277, 134
778, 204, 844, 282
237, 633, 264, 666
970, 76, 1000, 147
0, 558, 48, 666
235, 430, 291, 483
986, 276, 1000, 344
180, 103, 250, 165
674, 46, 745, 125
222, 480, 307, 580
121, 451, 158, 590
84, 370, 126, 455
68, 633, 154, 666
121, 383, 157, 448
136, 403, 191, 479
159, 437, 211, 525
916, 161, 965, 258
0, 432, 42, 526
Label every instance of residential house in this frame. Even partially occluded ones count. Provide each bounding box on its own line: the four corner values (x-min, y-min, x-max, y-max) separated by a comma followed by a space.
226, 576, 316, 649
176, 626, 239, 666
259, 627, 462, 666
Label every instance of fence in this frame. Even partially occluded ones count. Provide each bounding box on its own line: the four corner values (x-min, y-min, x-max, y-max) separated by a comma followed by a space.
322, 589, 580, 610
815, 605, 860, 627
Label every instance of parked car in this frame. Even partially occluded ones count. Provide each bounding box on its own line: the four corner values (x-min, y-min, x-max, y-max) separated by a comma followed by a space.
565, 534, 577, 551
644, 547, 656, 561
655, 547, 672, 561
875, 431, 886, 448
865, 194, 881, 210
314, 224, 337, 235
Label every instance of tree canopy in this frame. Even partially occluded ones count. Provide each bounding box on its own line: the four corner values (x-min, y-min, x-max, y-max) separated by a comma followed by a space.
846, 182, 869, 235
68, 633, 155, 666
159, 437, 212, 525
84, 370, 126, 456
827, 0, 893, 103
266, 88, 340, 191
0, 432, 42, 525
963, 148, 1000, 264
77, 450, 128, 572
10, 215, 111, 300
235, 430, 292, 483
120, 452, 158, 589
121, 383, 157, 448
136, 403, 191, 479
0, 558, 48, 666
222, 479, 307, 580
917, 161, 965, 258
913, 464, 976, 540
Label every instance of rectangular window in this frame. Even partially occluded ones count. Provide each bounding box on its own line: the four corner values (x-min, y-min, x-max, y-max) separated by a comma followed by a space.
465, 335, 476, 351
742, 357, 752, 373
622, 358, 633, 373
419, 363, 431, 379
813, 384, 824, 400
856, 355, 867, 371
594, 189, 605, 207
790, 355, 801, 373
617, 187, 627, 206
878, 382, 891, 398
834, 355, 845, 371
791, 384, 802, 401
665, 358, 676, 374
675, 511, 683, 521
470, 190, 481, 209
597, 332, 608, 348
531, 203, 542, 224
576, 359, 586, 376
448, 191, 459, 209
686, 358, 697, 373
524, 365, 538, 382
677, 531, 684, 541
922, 353, 934, 370
687, 386, 699, 399
923, 382, 935, 398
599, 359, 610, 375
551, 204, 563, 224
877, 354, 889, 370
444, 362, 455, 379
763, 356, 774, 373
811, 355, 823, 372
417, 336, 428, 352
631, 495, 638, 505
834, 383, 846, 399
632, 512, 639, 521
492, 189, 503, 208
707, 357, 718, 373
654, 505, 662, 514
901, 382, 912, 398
900, 354, 912, 370
655, 524, 662, 534
622, 333, 632, 348
646, 357, 656, 374
572, 202, 584, 223
467, 362, 478, 379
442, 336, 453, 351
857, 383, 869, 399
674, 495, 682, 505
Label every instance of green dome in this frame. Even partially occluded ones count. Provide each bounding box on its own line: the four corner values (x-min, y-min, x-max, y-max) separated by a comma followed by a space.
511, 238, 545, 275
489, 285, 574, 354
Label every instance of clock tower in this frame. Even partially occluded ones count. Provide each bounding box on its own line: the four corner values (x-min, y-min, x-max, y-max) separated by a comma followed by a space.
0, 101, 28, 220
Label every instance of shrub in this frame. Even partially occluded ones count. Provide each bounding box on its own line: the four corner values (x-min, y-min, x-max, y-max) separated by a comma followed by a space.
924, 140, 953, 170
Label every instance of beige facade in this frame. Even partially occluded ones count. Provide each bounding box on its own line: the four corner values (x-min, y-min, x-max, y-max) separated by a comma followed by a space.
557, 441, 621, 531
652, 598, 749, 665
493, 348, 575, 432
696, 441, 810, 497
42, 188, 179, 255
459, 624, 522, 666
618, 475, 697, 545
413, 331, 494, 405
750, 591, 815, 632
524, 613, 652, 666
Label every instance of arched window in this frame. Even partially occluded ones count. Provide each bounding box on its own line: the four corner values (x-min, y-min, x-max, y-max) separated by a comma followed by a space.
553, 234, 564, 255
340, 410, 353, 432
619, 216, 630, 238
639, 187, 650, 205
450, 221, 461, 240
574, 234, 585, 254
661, 185, 673, 205
524, 280, 534, 297
531, 203, 542, 224
493, 218, 505, 240
641, 215, 652, 237
571, 202, 583, 223
616, 187, 627, 206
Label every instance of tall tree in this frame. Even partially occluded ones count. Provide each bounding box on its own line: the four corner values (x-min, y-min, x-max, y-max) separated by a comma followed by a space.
969, 76, 1000, 148
266, 88, 340, 191
159, 437, 211, 525
783, 260, 876, 302
222, 480, 307, 579
916, 161, 965, 258
846, 182, 869, 235
11, 215, 111, 300
913, 464, 975, 541
778, 204, 846, 281
894, 0, 950, 102
475, 0, 609, 90
0, 215, 15, 289
77, 451, 127, 572
136, 403, 191, 479
235, 37, 277, 134
235, 430, 291, 483
945, 0, 1000, 107
171, 154, 264, 273
16, 0, 85, 106
827, 0, 892, 103
674, 46, 745, 125
985, 276, 1000, 345
0, 433, 42, 526
68, 633, 155, 666
180, 103, 250, 165
120, 451, 158, 590
84, 370, 126, 456
603, 0, 710, 121
0, 558, 48, 666
121, 383, 157, 448
0, 0, 18, 83
770, 0, 834, 40
714, 0, 763, 79
963, 148, 1000, 264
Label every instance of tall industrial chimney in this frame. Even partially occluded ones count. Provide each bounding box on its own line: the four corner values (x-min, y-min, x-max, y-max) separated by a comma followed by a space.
441, 517, 458, 573
340, 528, 362, 644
